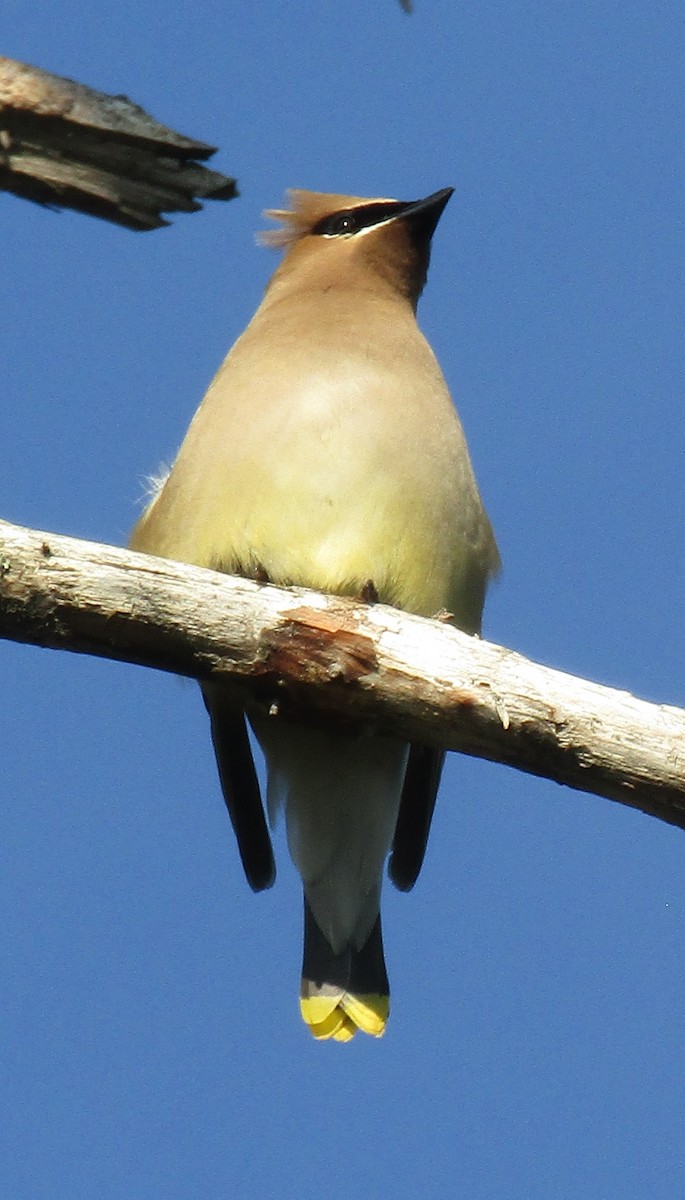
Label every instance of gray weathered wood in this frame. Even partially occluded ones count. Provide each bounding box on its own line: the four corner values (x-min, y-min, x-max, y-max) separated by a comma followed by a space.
0, 57, 237, 230
1, 516, 683, 829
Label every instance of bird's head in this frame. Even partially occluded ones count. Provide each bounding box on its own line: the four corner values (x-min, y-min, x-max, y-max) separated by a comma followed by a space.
259, 187, 453, 311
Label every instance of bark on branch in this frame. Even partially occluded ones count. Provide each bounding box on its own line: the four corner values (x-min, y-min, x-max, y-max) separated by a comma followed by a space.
0, 57, 237, 230
1, 516, 683, 831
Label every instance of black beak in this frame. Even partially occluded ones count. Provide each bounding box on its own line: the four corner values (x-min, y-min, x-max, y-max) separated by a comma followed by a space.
396, 187, 454, 240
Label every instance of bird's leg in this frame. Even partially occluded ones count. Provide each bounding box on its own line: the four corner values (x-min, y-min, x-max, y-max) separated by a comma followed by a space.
361, 579, 379, 604
252, 562, 270, 584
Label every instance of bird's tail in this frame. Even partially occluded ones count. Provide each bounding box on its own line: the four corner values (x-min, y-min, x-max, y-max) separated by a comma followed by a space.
300, 896, 389, 1042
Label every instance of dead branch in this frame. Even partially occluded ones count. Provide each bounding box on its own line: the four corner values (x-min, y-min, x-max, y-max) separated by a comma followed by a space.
1, 516, 683, 829
0, 57, 237, 230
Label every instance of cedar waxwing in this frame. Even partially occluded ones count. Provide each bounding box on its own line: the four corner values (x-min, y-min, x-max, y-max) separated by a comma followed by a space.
130, 188, 499, 1042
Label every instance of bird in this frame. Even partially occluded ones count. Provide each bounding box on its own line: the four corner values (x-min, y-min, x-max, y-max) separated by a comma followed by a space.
130, 187, 500, 1042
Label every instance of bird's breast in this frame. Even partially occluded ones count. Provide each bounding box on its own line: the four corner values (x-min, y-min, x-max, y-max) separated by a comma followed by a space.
133, 307, 493, 624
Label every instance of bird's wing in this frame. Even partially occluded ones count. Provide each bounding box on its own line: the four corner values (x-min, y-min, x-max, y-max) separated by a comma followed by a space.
202, 684, 275, 891
388, 743, 446, 892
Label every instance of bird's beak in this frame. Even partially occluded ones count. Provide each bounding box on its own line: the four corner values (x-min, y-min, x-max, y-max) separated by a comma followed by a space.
394, 188, 454, 238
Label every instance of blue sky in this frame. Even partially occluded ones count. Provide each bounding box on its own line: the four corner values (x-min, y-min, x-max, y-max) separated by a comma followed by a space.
2, 1, 684, 1196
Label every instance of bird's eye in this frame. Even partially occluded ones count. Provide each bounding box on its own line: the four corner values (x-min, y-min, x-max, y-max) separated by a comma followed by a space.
313, 210, 359, 237
311, 201, 404, 238
331, 213, 356, 234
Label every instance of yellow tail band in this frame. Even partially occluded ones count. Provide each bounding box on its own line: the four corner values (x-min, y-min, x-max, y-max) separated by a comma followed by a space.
300, 992, 389, 1042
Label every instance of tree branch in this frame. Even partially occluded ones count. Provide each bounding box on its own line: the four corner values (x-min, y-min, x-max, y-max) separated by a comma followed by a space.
0, 57, 237, 230
1, 516, 683, 830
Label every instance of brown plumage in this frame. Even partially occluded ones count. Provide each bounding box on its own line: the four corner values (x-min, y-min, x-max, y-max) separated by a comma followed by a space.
131, 187, 499, 1040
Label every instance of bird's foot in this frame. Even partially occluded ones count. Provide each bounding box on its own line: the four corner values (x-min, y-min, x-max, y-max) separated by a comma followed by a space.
361, 579, 380, 604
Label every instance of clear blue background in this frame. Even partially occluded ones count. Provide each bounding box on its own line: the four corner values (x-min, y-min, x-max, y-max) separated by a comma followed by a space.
2, 2, 684, 1196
